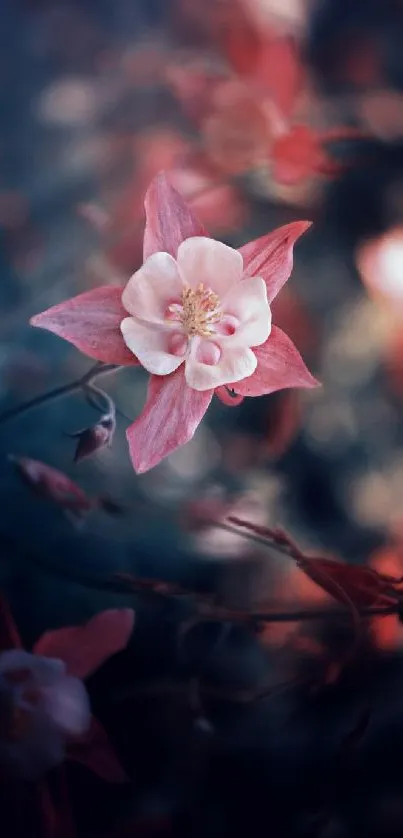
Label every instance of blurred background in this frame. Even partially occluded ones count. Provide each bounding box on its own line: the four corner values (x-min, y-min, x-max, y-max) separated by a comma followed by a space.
4, 2, 403, 832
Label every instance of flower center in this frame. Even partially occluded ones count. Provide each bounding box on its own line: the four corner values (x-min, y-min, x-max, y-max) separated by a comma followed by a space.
168, 284, 221, 338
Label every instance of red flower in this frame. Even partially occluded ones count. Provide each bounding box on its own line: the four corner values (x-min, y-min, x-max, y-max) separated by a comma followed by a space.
30, 173, 318, 473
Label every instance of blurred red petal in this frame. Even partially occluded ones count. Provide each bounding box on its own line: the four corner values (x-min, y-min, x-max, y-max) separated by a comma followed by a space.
239, 221, 311, 302
67, 717, 128, 783
255, 35, 302, 118
234, 326, 319, 397
265, 389, 301, 457
126, 368, 213, 474
30, 286, 137, 365
11, 457, 94, 516
202, 86, 270, 175
143, 172, 208, 261
34, 609, 135, 679
271, 125, 322, 185
0, 594, 21, 651
215, 0, 262, 77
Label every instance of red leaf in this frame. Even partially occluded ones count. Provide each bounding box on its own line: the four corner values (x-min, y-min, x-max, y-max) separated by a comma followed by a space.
10, 456, 94, 517
34, 609, 135, 679
0, 593, 21, 651
300, 559, 403, 609
227, 517, 403, 609
67, 717, 128, 783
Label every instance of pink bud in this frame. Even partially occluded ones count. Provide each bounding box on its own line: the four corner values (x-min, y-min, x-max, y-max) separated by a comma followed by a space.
10, 456, 94, 518
71, 412, 116, 463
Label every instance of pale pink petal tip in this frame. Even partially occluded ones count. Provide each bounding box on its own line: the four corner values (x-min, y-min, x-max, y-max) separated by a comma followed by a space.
240, 220, 312, 303
234, 326, 319, 398
143, 171, 208, 261
30, 286, 138, 366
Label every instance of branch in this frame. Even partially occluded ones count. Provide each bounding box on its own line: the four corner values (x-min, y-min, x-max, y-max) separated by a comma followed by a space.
0, 362, 120, 426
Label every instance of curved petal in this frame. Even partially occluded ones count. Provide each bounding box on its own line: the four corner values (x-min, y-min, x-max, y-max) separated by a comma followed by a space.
185, 342, 257, 391
122, 252, 184, 323
121, 317, 185, 376
0, 595, 22, 651
220, 276, 271, 346
177, 237, 243, 296
215, 386, 244, 407
34, 609, 135, 679
67, 717, 128, 783
239, 221, 311, 303
30, 286, 138, 365
143, 172, 208, 260
126, 368, 213, 473
233, 325, 319, 397
43, 675, 91, 736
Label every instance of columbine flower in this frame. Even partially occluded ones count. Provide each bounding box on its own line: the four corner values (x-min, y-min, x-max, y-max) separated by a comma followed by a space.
120, 238, 270, 390
30, 172, 318, 473
0, 599, 134, 782
0, 649, 90, 780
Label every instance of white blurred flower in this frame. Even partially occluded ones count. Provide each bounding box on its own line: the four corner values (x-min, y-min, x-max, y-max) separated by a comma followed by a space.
0, 649, 90, 780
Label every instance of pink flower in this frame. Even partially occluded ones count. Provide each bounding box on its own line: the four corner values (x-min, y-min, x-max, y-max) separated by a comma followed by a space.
30, 173, 318, 473
120, 238, 270, 390
0, 649, 90, 780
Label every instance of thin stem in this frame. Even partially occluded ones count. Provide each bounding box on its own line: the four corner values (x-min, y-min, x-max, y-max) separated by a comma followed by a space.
1, 531, 399, 622
0, 363, 119, 426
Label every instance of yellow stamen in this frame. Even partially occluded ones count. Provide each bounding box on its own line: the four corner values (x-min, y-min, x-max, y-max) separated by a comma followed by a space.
169, 284, 221, 337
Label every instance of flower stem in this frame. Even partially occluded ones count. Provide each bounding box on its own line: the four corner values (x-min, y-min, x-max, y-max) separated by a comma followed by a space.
0, 363, 120, 426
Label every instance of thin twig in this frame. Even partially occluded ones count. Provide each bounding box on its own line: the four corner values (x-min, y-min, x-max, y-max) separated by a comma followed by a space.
0, 363, 119, 426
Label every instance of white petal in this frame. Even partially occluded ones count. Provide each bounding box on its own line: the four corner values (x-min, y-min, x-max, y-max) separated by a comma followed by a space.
0, 650, 65, 684
185, 342, 257, 391
177, 237, 243, 297
220, 276, 271, 347
121, 252, 184, 323
43, 676, 91, 736
121, 317, 185, 376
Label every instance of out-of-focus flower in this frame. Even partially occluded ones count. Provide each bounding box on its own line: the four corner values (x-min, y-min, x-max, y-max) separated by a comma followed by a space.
30, 173, 317, 473
240, 0, 307, 34
369, 546, 403, 650
355, 227, 403, 312
0, 600, 134, 782
359, 90, 403, 141
93, 129, 245, 276
170, 7, 356, 188
0, 649, 90, 780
